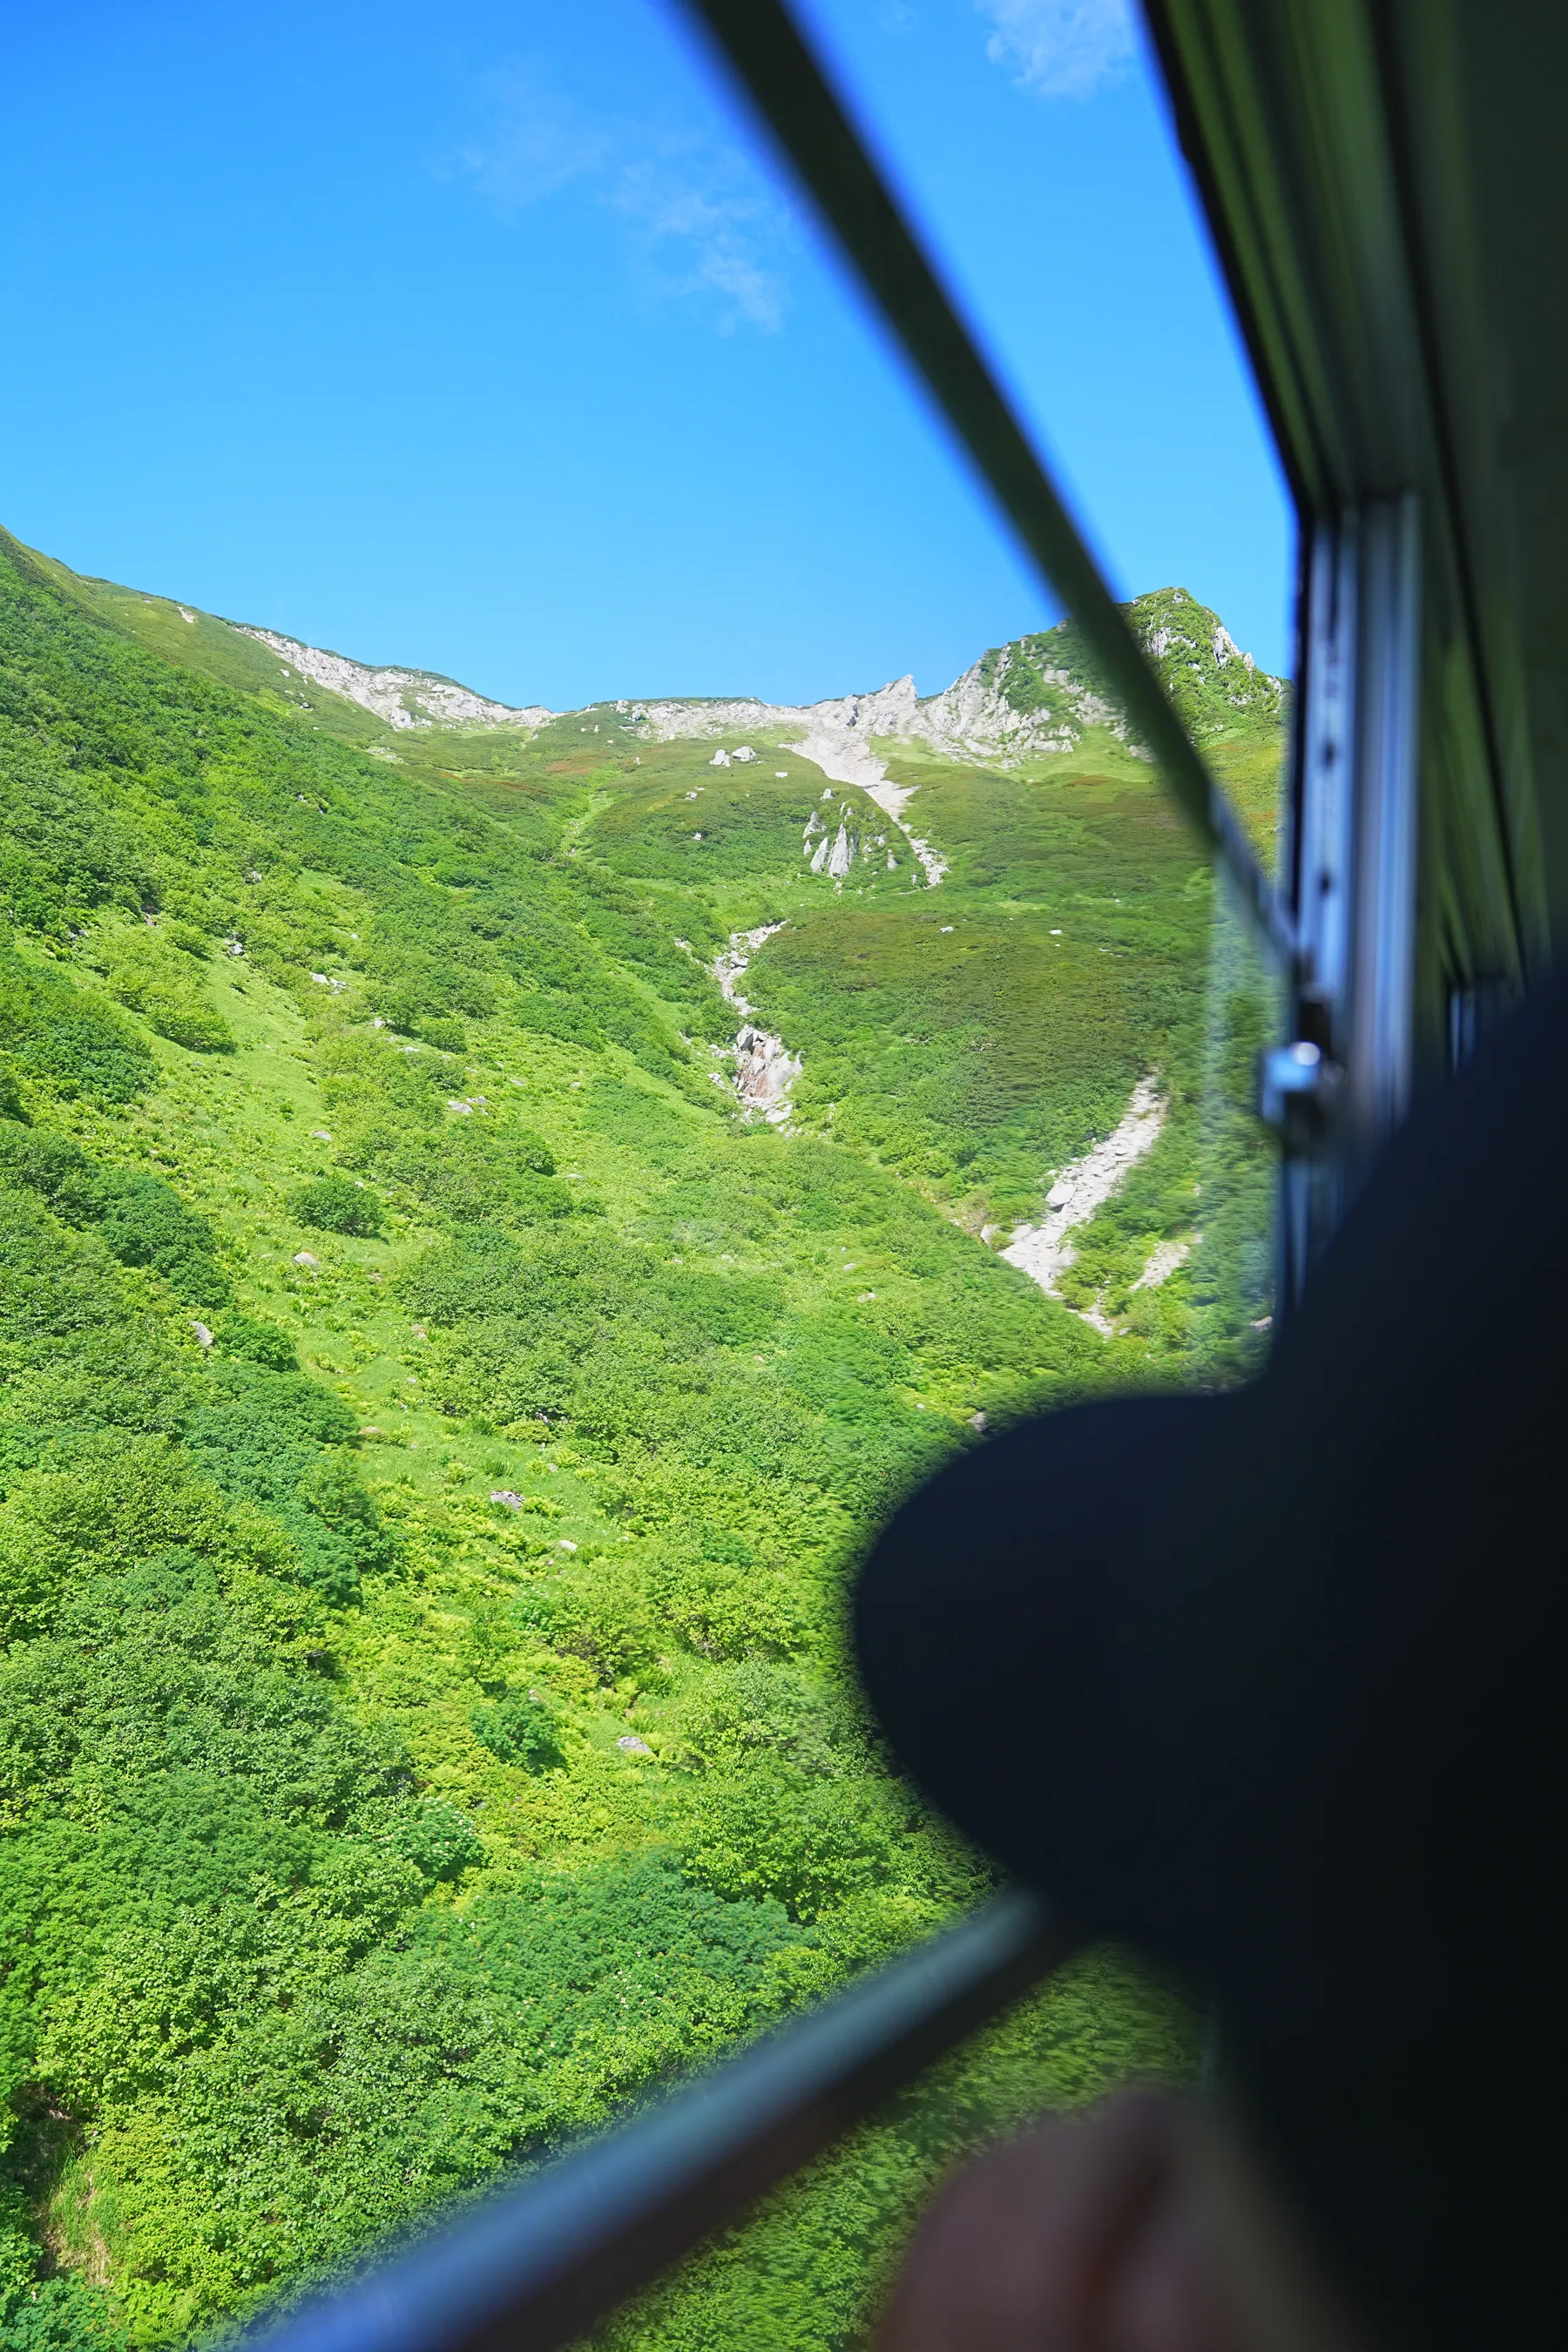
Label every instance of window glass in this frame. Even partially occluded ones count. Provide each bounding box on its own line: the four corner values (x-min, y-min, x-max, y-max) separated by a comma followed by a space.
0, 1, 1288, 2341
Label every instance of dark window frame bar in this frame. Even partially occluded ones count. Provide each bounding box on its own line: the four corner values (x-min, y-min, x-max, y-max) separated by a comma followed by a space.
247, 1892, 1072, 2352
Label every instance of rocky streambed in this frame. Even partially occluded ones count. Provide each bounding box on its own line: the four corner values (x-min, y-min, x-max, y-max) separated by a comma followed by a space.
711, 924, 801, 1125
1003, 1077, 1176, 1327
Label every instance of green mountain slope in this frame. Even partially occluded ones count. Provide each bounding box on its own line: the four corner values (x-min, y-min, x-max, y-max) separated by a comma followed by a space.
0, 530, 1275, 2348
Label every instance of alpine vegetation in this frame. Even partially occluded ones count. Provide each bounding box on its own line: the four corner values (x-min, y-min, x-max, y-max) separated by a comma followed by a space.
0, 529, 1281, 2349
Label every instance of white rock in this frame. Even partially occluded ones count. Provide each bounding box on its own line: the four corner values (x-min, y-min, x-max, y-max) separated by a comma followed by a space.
310, 1128, 332, 1141
1004, 1077, 1167, 1308
617, 1734, 652, 1754
733, 1023, 802, 1125
490, 1489, 524, 1509
710, 748, 732, 767
293, 1250, 320, 1268
733, 746, 756, 762
1132, 1238, 1191, 1292
234, 625, 552, 732
192, 1320, 213, 1348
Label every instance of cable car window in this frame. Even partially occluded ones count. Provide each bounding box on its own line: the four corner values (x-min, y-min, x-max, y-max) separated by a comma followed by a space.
0, 2, 1295, 2345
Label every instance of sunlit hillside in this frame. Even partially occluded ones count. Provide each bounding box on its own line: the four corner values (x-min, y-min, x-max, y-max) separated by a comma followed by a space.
0, 530, 1280, 2349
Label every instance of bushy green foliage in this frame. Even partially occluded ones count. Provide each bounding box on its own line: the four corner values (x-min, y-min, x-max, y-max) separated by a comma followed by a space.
374, 1123, 578, 1230
99, 931, 235, 1054
180, 1363, 392, 1604
0, 1127, 229, 1305
1, 2193, 126, 2348
0, 949, 155, 1104
213, 1311, 297, 1370
0, 706, 151, 938
599, 1946, 1197, 2352
468, 1691, 563, 1772
413, 1016, 466, 1054
286, 1175, 384, 1237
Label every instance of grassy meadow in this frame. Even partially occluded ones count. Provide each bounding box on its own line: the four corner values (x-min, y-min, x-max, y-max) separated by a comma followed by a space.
0, 531, 1277, 2348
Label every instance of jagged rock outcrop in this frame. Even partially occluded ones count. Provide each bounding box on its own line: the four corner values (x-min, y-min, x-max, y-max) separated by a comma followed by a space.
236, 589, 1280, 786
626, 589, 1283, 773
236, 626, 552, 733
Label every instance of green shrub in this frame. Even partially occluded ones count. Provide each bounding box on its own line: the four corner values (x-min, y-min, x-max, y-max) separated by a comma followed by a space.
0, 1189, 141, 1347
417, 1016, 466, 1054
90, 1172, 230, 1304
181, 1368, 394, 1607
549, 1552, 660, 1680
0, 740, 152, 939
674, 1767, 901, 1923
672, 1661, 857, 1777
147, 991, 233, 1051
378, 1125, 570, 1228
20, 1014, 155, 1100
0, 1432, 262, 1645
214, 1311, 298, 1370
470, 1692, 563, 1773
0, 951, 155, 1102
382, 1797, 483, 1883
0, 2223, 125, 2352
0, 1129, 229, 1305
109, 960, 234, 1052
287, 1174, 384, 1236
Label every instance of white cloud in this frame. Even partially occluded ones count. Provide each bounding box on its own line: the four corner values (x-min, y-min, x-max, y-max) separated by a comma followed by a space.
449, 71, 791, 335
977, 0, 1135, 98
609, 156, 787, 334
449, 70, 611, 205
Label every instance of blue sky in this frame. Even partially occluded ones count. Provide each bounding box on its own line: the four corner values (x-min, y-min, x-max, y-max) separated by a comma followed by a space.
0, 0, 1293, 709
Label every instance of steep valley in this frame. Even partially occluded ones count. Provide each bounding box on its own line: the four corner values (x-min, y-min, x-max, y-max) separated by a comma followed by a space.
0, 531, 1279, 2349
